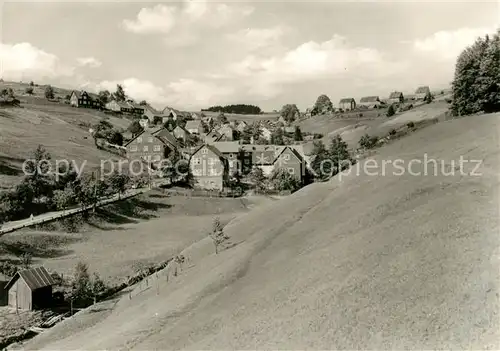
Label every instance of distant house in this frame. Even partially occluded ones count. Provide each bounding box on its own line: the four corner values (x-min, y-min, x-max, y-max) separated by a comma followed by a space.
339, 98, 356, 111
388, 92, 404, 104
124, 127, 180, 164
358, 96, 382, 109
105, 100, 134, 114
189, 144, 228, 190
218, 124, 234, 141
236, 120, 248, 133
415, 86, 430, 100
210, 141, 241, 175
70, 90, 102, 109
127, 101, 145, 116
185, 120, 203, 135
4, 266, 55, 310
143, 105, 166, 124
260, 125, 272, 141
205, 129, 223, 144
172, 125, 191, 143
243, 145, 278, 176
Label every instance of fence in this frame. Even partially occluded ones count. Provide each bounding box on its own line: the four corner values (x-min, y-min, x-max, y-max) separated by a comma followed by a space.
164, 188, 243, 198
0, 188, 147, 236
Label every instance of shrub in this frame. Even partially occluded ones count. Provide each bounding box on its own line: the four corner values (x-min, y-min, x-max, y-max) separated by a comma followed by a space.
358, 134, 378, 149
25, 87, 34, 95
389, 129, 397, 136
386, 104, 395, 117
45, 85, 55, 100
20, 252, 32, 269
270, 168, 301, 192
406, 121, 415, 129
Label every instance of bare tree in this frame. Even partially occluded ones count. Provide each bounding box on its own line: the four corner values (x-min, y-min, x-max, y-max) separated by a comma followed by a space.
209, 217, 229, 254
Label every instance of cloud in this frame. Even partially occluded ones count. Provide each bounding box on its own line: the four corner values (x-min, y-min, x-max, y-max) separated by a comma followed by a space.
123, 0, 254, 46
226, 26, 289, 51
77, 57, 102, 68
0, 42, 74, 80
412, 27, 496, 61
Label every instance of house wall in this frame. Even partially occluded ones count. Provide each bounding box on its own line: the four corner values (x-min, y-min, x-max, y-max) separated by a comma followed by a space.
126, 133, 168, 163
8, 278, 32, 310
339, 101, 355, 111
106, 101, 121, 112
70, 93, 79, 107
274, 149, 303, 181
190, 147, 226, 190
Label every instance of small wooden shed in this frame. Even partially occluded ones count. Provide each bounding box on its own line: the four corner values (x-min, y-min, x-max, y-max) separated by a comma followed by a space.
5, 266, 55, 311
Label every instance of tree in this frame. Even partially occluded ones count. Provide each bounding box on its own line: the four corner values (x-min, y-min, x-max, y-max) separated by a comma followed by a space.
20, 252, 33, 270
109, 173, 129, 198
128, 120, 144, 137
53, 185, 76, 211
90, 272, 107, 298
209, 217, 229, 254
242, 123, 262, 144
45, 85, 55, 99
249, 166, 267, 192
109, 131, 124, 146
72, 261, 92, 303
386, 104, 395, 117
97, 90, 111, 105
270, 128, 285, 145
114, 84, 126, 102
294, 126, 303, 141
25, 87, 34, 95
162, 151, 183, 184
270, 168, 301, 192
23, 145, 53, 200
424, 91, 434, 104
313, 94, 334, 115
280, 104, 300, 124
93, 119, 114, 140
310, 136, 352, 181
329, 135, 352, 172
359, 134, 378, 149
139, 100, 147, 106
29, 81, 34, 87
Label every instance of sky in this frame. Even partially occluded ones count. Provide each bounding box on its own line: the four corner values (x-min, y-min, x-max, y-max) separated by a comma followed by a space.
0, 0, 498, 111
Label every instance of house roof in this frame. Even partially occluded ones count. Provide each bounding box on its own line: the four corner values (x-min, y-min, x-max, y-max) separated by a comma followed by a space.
185, 120, 202, 129
209, 141, 240, 153
359, 96, 380, 103
415, 86, 430, 94
5, 266, 55, 291
72, 90, 99, 100
389, 91, 403, 99
152, 128, 181, 149
339, 98, 355, 103
273, 146, 304, 165
192, 144, 225, 159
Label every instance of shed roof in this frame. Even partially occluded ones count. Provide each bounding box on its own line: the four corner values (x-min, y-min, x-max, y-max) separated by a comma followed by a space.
5, 266, 55, 291
359, 96, 380, 103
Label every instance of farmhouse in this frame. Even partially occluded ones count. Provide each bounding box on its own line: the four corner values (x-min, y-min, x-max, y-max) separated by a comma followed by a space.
388, 91, 404, 104
4, 266, 55, 310
273, 146, 305, 183
128, 102, 145, 116
125, 127, 180, 163
70, 90, 102, 109
209, 141, 241, 175
339, 98, 356, 111
243, 145, 278, 176
189, 144, 228, 190
358, 96, 382, 109
172, 125, 191, 143
218, 124, 234, 141
105, 100, 133, 113
185, 120, 203, 135
415, 86, 431, 100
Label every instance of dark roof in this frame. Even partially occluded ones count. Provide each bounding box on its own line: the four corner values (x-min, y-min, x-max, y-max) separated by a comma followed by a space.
152, 128, 181, 149
359, 96, 380, 103
72, 90, 99, 100
415, 86, 430, 94
389, 91, 404, 99
339, 98, 355, 103
5, 266, 55, 291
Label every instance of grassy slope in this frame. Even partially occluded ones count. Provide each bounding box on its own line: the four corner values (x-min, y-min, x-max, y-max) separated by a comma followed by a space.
21, 112, 499, 350
0, 95, 132, 189
0, 192, 257, 285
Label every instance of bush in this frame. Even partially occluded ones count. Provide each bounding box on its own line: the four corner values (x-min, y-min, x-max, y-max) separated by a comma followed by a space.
25, 87, 34, 95
406, 121, 415, 129
389, 129, 397, 136
45, 85, 55, 100
358, 134, 378, 149
270, 168, 302, 192
386, 104, 395, 117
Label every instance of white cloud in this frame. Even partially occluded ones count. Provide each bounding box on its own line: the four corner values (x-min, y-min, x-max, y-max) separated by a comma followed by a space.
412, 27, 496, 61
0, 42, 74, 81
226, 26, 289, 51
123, 0, 254, 46
77, 56, 102, 68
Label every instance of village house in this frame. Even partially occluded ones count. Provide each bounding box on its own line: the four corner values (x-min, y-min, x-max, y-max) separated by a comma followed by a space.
204, 129, 223, 144
236, 120, 248, 133
189, 144, 228, 190
128, 101, 145, 116
70, 90, 102, 109
185, 120, 203, 135
415, 86, 431, 100
259, 124, 273, 141
209, 141, 242, 175
217, 124, 234, 141
388, 91, 404, 104
125, 127, 180, 164
143, 105, 166, 124
105, 100, 134, 114
3, 266, 55, 310
339, 98, 356, 111
358, 96, 383, 109
273, 146, 305, 183
172, 125, 191, 143
242, 145, 278, 175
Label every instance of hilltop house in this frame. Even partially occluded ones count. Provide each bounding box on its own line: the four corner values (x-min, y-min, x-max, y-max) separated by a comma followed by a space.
339, 98, 356, 111
70, 90, 102, 109
4, 266, 55, 310
185, 120, 203, 135
189, 144, 228, 190
388, 92, 404, 104
125, 127, 180, 164
358, 96, 382, 109
415, 86, 431, 100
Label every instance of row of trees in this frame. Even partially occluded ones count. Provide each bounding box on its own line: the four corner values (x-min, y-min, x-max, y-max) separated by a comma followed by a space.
204, 104, 262, 115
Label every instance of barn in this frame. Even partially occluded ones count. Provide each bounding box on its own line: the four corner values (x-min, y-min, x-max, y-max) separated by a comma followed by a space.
4, 267, 55, 311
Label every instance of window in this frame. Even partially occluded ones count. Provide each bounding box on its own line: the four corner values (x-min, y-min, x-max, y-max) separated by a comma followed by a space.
143, 146, 149, 152
137, 137, 143, 143
130, 145, 138, 152
229, 160, 234, 167
148, 137, 153, 143
209, 168, 218, 176
153, 145, 161, 152
192, 158, 201, 165
201, 148, 208, 154
208, 158, 216, 165
228, 153, 234, 158
192, 168, 202, 176
284, 154, 290, 161
288, 168, 295, 175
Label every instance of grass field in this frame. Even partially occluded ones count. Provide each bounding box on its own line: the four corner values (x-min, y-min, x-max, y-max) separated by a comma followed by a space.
0, 190, 265, 285
202, 111, 280, 122
0, 90, 134, 189
17, 111, 500, 350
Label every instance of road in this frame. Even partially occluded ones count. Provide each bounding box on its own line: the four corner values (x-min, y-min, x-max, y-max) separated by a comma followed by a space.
0, 187, 148, 236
